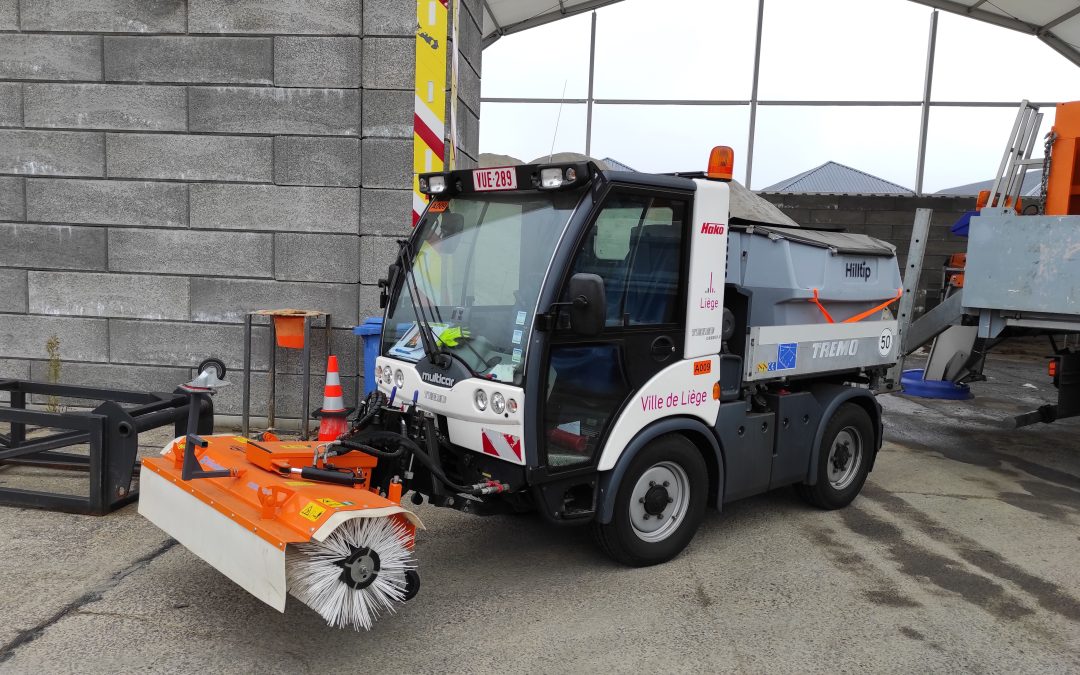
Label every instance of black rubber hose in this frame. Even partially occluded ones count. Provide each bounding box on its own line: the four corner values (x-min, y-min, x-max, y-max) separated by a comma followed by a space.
339, 430, 478, 494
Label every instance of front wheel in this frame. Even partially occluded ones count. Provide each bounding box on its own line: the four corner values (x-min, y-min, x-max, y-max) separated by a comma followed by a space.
593, 434, 707, 567
797, 402, 874, 509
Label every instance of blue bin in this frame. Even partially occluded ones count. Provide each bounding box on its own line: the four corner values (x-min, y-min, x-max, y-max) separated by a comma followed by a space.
354, 316, 384, 395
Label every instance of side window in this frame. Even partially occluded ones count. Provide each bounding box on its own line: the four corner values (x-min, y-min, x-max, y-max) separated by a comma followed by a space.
569, 193, 688, 327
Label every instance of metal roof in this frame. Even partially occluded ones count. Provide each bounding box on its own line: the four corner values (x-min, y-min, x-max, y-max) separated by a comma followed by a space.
936, 168, 1043, 196
907, 1, 1080, 67
760, 161, 915, 195
480, 0, 625, 48
481, 1, 1080, 68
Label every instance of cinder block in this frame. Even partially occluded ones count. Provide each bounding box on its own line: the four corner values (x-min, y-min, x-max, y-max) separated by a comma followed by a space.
809, 209, 865, 227
188, 0, 361, 35
273, 136, 359, 187
0, 83, 21, 127
27, 179, 187, 228
109, 229, 272, 278
109, 319, 270, 371
24, 84, 187, 132
861, 224, 893, 240
362, 89, 412, 138
0, 177, 24, 221
455, 4, 483, 76
836, 195, 896, 212
457, 60, 481, 117
274, 37, 360, 88
360, 188, 412, 234
0, 315, 108, 362
29, 271, 189, 320
107, 134, 272, 182
361, 138, 412, 189
103, 36, 272, 85
360, 235, 399, 284
0, 223, 107, 270
456, 106, 479, 159
190, 184, 359, 233
0, 269, 28, 313
363, 0, 413, 36
214, 370, 358, 417
865, 210, 912, 226
275, 232, 360, 283
188, 87, 360, 136
362, 39, 415, 90
455, 152, 477, 170
190, 278, 359, 327
0, 35, 102, 81
28, 361, 192, 407
0, 0, 16, 29
0, 130, 104, 177
272, 326, 359, 376
20, 0, 186, 32
358, 283, 382, 321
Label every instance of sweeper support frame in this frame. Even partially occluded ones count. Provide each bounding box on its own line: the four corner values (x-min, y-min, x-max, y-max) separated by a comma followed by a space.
0, 379, 212, 514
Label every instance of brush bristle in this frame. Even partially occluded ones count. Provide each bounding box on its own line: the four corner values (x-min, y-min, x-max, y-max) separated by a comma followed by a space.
286, 516, 416, 630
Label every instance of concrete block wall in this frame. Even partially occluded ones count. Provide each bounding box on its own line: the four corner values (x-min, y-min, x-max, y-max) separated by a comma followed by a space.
758, 193, 977, 311
0, 0, 482, 416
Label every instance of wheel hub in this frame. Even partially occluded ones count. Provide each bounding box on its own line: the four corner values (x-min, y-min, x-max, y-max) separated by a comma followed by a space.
831, 441, 852, 472
335, 546, 381, 589
643, 484, 670, 515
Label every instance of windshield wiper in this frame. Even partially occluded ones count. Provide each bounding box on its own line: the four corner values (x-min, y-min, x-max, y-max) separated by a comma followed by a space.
396, 240, 449, 368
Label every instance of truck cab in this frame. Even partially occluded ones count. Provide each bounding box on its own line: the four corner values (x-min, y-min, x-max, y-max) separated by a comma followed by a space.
373, 150, 900, 565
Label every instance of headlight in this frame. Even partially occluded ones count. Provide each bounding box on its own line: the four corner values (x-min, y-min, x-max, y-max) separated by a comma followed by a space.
381, 365, 392, 384
507, 398, 518, 414
473, 389, 488, 411
539, 167, 564, 188
419, 177, 428, 191
394, 369, 405, 389
490, 391, 505, 415
428, 175, 447, 194
565, 167, 577, 182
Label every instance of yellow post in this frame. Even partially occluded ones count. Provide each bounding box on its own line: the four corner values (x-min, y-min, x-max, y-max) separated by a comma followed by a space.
412, 0, 450, 226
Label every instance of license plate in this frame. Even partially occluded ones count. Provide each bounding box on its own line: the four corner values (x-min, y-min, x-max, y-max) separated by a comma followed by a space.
472, 167, 517, 191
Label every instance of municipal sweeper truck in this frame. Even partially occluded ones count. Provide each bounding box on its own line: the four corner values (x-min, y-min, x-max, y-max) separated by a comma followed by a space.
139, 147, 904, 629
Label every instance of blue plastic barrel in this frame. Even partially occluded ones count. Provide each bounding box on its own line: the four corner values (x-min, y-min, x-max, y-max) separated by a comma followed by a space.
354, 317, 384, 395
900, 368, 973, 400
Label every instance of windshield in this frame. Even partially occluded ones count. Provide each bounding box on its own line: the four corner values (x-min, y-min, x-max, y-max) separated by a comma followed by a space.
382, 190, 583, 384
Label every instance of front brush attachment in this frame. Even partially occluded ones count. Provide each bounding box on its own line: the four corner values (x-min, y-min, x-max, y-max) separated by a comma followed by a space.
287, 516, 418, 630
139, 435, 423, 631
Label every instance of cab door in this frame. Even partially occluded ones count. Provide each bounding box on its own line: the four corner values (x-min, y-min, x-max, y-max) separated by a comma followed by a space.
540, 187, 692, 472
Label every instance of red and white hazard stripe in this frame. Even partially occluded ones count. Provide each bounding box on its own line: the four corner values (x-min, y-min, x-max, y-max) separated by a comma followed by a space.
413, 93, 446, 225
481, 429, 523, 464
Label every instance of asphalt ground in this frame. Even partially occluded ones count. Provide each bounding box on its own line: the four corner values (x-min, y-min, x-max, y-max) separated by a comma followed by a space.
1, 353, 1078, 673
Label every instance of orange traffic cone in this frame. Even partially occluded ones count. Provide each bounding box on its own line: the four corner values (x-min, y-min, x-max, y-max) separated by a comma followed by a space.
316, 355, 349, 441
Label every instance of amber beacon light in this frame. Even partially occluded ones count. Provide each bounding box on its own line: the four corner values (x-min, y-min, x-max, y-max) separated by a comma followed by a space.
707, 146, 735, 181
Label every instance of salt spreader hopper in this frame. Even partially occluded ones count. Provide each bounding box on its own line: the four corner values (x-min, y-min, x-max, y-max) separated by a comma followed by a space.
141, 148, 903, 629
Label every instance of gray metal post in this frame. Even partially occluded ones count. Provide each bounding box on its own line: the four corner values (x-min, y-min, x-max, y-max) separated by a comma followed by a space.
242, 312, 252, 437
884, 208, 933, 391
267, 319, 276, 431
915, 10, 938, 196
301, 317, 312, 441
744, 0, 765, 188
585, 11, 597, 156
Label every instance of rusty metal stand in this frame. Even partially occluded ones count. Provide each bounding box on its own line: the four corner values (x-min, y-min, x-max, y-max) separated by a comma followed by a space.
242, 310, 332, 440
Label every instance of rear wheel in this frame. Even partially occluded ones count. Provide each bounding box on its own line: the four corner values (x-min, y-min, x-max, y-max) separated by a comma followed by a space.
593, 434, 707, 566
797, 403, 874, 509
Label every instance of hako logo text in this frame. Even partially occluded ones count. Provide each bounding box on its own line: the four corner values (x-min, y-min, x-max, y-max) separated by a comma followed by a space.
700, 222, 725, 235
421, 371, 455, 387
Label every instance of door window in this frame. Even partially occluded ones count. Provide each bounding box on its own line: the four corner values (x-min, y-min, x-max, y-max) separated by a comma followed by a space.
569, 194, 688, 327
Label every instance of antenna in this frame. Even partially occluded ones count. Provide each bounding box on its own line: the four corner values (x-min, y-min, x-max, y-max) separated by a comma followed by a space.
548, 79, 568, 162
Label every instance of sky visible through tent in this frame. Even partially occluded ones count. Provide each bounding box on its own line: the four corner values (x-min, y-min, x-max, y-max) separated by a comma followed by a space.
478, 0, 1079, 193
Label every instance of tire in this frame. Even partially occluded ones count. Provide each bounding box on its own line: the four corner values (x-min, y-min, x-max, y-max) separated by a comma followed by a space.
197, 357, 227, 379
593, 434, 708, 567
797, 402, 874, 510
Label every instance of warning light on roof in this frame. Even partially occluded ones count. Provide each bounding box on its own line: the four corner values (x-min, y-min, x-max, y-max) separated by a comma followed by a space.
707, 146, 734, 181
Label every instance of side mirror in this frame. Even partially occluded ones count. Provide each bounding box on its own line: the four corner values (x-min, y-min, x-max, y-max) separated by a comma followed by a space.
568, 273, 606, 337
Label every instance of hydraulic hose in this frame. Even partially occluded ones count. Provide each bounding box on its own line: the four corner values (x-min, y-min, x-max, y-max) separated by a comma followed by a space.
335, 430, 503, 496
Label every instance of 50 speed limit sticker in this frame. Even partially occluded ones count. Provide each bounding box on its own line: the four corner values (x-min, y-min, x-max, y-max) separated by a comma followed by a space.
878, 327, 895, 356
